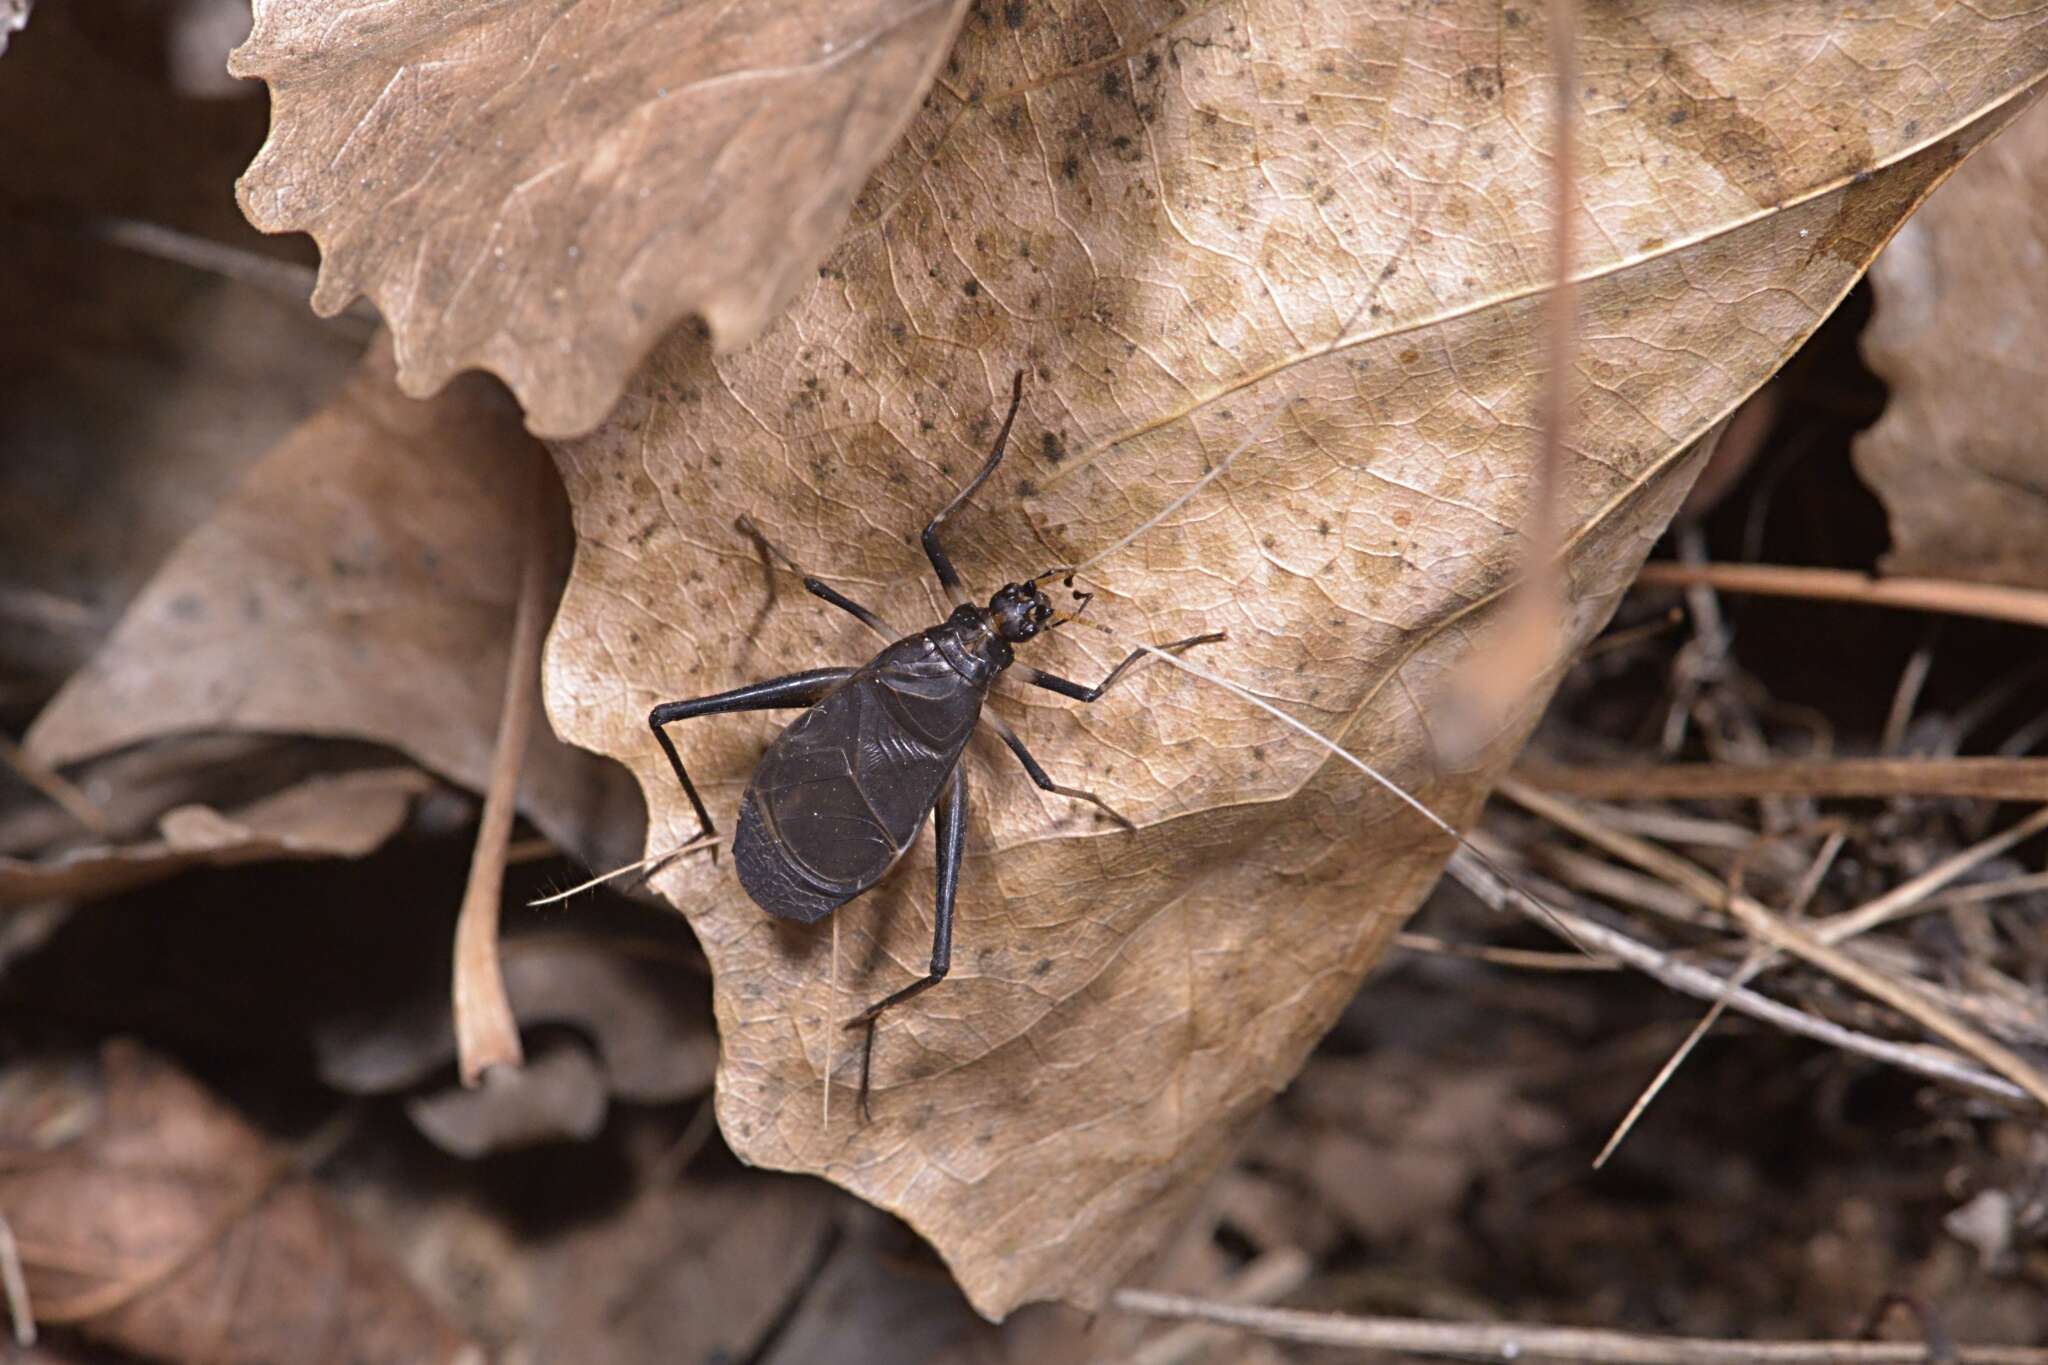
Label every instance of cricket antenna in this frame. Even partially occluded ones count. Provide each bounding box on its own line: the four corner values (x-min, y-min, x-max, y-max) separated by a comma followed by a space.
1043, 571, 1094, 630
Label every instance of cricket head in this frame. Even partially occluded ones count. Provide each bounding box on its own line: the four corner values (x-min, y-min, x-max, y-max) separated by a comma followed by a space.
988, 581, 1054, 643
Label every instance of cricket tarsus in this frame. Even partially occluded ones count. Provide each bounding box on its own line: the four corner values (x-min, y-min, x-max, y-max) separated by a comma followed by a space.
644, 371, 1221, 1122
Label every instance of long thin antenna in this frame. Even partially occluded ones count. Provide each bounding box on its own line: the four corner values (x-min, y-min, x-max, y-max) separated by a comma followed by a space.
1130, 642, 1595, 958
527, 832, 719, 906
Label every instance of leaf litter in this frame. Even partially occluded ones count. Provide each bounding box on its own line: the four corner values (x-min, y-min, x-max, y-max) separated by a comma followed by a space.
8, 0, 2048, 1360
0, 1042, 477, 1365
26, 335, 644, 876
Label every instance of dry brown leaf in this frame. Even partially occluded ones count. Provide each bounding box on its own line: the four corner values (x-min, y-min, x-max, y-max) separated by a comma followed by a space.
758, 1210, 1017, 1365
0, 1040, 475, 1365
0, 735, 390, 858
522, 1166, 833, 1363
1856, 96, 2048, 589
0, 765, 427, 908
228, 0, 972, 438
0, 8, 361, 703
332, 1116, 835, 1362
1263, 1053, 1563, 1248
25, 337, 642, 872
542, 3, 2048, 1316
404, 1040, 609, 1156
315, 936, 717, 1154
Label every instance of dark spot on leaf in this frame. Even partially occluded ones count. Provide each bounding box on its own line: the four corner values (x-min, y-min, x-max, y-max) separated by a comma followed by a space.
1002, 0, 1024, 28
964, 279, 981, 297
1041, 431, 1066, 463
1460, 65, 1501, 101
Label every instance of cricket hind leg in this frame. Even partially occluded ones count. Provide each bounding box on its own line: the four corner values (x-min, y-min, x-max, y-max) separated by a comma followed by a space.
648, 667, 854, 850
846, 762, 966, 1121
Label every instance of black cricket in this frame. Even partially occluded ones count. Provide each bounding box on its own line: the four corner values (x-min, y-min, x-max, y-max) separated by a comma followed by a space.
647, 372, 1219, 1111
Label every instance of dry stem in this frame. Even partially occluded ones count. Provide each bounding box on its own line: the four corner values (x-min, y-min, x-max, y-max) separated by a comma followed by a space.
1116, 1248, 1312, 1365
1635, 562, 2048, 630
1110, 1288, 2048, 1363
0, 732, 108, 837
1521, 755, 2048, 802
453, 452, 555, 1085
1450, 847, 2024, 1103
0, 1214, 32, 1347
1498, 779, 2048, 1110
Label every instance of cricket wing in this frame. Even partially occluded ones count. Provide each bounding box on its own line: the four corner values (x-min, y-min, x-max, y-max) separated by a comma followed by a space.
735, 641, 979, 919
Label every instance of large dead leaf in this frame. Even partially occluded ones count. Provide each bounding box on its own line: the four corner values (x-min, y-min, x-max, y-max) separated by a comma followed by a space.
25, 338, 642, 873
1856, 96, 2048, 588
228, 0, 972, 437
542, 2, 2048, 1316
0, 1041, 475, 1365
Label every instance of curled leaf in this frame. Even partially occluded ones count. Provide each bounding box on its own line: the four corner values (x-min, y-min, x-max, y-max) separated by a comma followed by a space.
229, 0, 972, 436
26, 338, 641, 873
542, 0, 2048, 1316
315, 936, 718, 1155
405, 1042, 608, 1156
0, 766, 428, 908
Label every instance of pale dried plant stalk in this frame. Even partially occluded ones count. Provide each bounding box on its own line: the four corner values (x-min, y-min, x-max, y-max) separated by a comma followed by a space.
453, 453, 556, 1085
